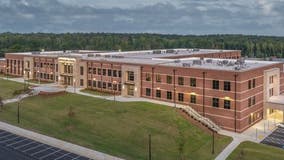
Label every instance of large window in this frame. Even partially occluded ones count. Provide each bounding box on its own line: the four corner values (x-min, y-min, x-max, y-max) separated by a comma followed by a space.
190, 78, 196, 87
178, 93, 184, 102
80, 66, 84, 75
167, 91, 172, 100
178, 77, 184, 85
224, 81, 231, 91
248, 80, 252, 89
146, 88, 151, 96
98, 68, 101, 75
102, 69, 106, 76
253, 79, 256, 88
93, 68, 96, 74
128, 71, 134, 81
156, 90, 161, 98
156, 74, 161, 83
166, 75, 172, 84
212, 80, 219, 90
80, 79, 84, 86
212, 98, 219, 107
146, 73, 151, 81
224, 100, 231, 109
108, 69, 112, 76
190, 95, 196, 104
113, 70, 117, 77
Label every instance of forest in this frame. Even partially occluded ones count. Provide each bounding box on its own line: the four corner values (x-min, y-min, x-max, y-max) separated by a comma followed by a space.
0, 33, 284, 58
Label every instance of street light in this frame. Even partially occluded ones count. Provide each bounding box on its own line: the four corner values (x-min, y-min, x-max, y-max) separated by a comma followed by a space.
113, 80, 117, 102
37, 70, 40, 84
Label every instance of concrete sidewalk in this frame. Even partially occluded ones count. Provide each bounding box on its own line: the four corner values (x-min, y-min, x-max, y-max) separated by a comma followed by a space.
0, 121, 123, 160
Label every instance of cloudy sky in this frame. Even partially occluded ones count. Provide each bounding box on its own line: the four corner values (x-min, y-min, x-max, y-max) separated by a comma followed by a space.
0, 0, 283, 35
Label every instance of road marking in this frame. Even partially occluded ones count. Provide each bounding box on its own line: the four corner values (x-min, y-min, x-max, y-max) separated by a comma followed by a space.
15, 141, 36, 149
7, 138, 29, 147
39, 149, 61, 160
54, 152, 71, 160
31, 146, 52, 156
23, 143, 44, 152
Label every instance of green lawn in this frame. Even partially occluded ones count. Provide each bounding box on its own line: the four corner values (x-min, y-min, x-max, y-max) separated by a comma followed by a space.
227, 141, 284, 160
81, 89, 112, 96
0, 78, 26, 99
0, 93, 231, 160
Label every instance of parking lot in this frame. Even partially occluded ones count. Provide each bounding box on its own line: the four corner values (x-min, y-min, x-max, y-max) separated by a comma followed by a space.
0, 129, 92, 160
261, 127, 284, 149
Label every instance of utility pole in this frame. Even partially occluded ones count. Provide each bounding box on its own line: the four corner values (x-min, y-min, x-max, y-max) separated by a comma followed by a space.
212, 130, 215, 154
17, 101, 20, 124
148, 134, 152, 160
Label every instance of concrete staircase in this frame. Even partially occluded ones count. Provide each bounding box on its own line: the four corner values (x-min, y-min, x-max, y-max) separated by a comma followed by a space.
177, 105, 221, 132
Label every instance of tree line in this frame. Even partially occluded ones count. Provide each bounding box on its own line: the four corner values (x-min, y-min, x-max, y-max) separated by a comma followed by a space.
0, 33, 284, 58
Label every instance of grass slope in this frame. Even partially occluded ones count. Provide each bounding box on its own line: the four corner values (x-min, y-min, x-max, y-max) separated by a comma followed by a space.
0, 93, 231, 160
0, 79, 25, 99
227, 141, 284, 160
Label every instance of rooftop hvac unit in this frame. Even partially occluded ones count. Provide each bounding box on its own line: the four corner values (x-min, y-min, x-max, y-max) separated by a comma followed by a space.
234, 66, 241, 70
222, 60, 229, 65
95, 54, 101, 57
166, 49, 175, 53
153, 50, 162, 54
193, 60, 202, 65
206, 59, 213, 63
32, 51, 40, 55
104, 55, 111, 58
174, 59, 181, 63
226, 61, 235, 66
193, 48, 200, 52
182, 63, 191, 67
87, 54, 94, 57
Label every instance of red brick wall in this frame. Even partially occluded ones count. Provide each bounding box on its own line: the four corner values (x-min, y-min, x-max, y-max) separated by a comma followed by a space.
5, 54, 25, 76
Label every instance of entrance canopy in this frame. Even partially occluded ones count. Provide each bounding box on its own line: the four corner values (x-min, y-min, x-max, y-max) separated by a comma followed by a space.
265, 94, 284, 111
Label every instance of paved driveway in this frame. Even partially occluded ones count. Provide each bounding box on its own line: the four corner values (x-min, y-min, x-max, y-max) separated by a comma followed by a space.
0, 129, 92, 160
261, 127, 284, 149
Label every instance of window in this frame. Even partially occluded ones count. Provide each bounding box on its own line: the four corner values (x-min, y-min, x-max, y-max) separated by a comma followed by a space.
224, 100, 231, 109
80, 66, 84, 75
178, 93, 184, 101
118, 71, 122, 77
103, 82, 106, 89
248, 80, 252, 89
102, 69, 106, 76
156, 74, 161, 83
98, 68, 101, 75
167, 91, 172, 100
93, 68, 96, 74
212, 98, 219, 107
108, 83, 112, 89
190, 95, 196, 104
88, 80, 92, 87
128, 71, 134, 81
269, 76, 274, 84
269, 88, 274, 97
146, 88, 151, 96
80, 79, 84, 86
212, 80, 219, 90
156, 90, 161, 98
56, 64, 58, 72
88, 67, 92, 74
108, 69, 112, 76
146, 73, 151, 81
224, 81, 231, 91
252, 96, 256, 105
248, 97, 252, 107
253, 79, 256, 88
98, 81, 102, 88
190, 78, 196, 87
178, 77, 184, 85
113, 70, 117, 77
93, 81, 96, 87
166, 75, 172, 84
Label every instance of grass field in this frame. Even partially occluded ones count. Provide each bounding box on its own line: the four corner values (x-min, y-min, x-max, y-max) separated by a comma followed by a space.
227, 141, 284, 160
0, 78, 26, 99
0, 92, 232, 160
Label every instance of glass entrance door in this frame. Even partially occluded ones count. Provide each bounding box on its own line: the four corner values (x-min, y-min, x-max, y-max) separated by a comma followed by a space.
127, 85, 134, 96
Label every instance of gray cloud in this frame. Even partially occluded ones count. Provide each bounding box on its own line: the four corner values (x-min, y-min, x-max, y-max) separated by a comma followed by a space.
0, 0, 283, 35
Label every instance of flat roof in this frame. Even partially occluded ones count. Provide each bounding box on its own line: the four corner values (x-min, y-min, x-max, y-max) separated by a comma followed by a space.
6, 49, 281, 71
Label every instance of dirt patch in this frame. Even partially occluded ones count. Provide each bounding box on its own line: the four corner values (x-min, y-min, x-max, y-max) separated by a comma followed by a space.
39, 91, 66, 97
